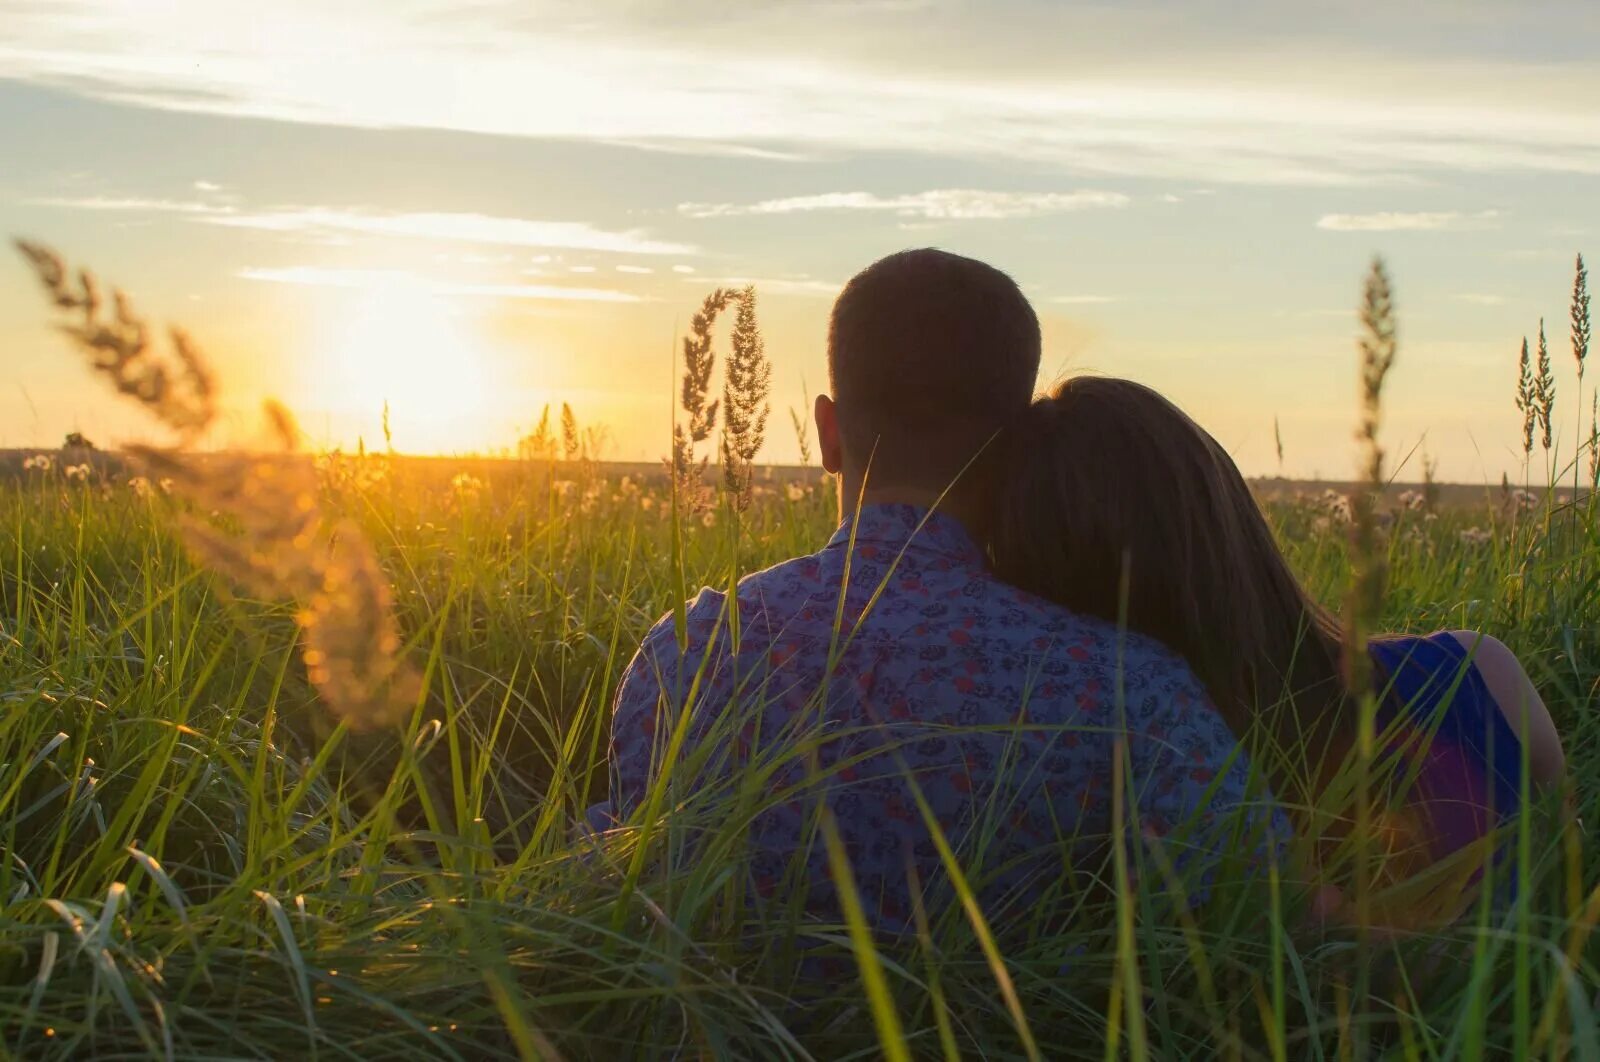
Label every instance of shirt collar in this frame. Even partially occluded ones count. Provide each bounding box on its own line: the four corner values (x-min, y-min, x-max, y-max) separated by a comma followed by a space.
825, 503, 986, 566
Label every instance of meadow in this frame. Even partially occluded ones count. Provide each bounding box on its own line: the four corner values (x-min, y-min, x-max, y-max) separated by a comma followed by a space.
1, 249, 1598, 1059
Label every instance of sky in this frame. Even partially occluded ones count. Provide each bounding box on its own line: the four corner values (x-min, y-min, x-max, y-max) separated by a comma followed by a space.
1, 0, 1596, 481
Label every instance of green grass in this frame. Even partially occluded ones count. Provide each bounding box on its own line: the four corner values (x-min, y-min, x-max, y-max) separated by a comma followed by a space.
0, 458, 1596, 1059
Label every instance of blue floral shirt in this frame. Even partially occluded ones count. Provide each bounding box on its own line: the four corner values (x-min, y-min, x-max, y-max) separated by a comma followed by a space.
604, 504, 1285, 928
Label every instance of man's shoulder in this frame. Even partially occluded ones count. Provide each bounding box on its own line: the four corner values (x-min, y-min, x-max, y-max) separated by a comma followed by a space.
631, 550, 827, 661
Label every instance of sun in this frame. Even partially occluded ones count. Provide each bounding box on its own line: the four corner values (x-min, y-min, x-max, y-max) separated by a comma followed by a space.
320, 279, 494, 453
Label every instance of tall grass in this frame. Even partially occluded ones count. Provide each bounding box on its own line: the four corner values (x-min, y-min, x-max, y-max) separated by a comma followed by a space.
0, 244, 1596, 1058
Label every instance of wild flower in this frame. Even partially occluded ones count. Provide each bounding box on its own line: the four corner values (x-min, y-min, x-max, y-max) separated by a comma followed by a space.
786, 482, 807, 502
128, 476, 153, 498
553, 480, 576, 499
1321, 489, 1353, 524
451, 472, 484, 498
640, 495, 655, 512
1459, 527, 1492, 547
22, 454, 53, 472
1396, 489, 1425, 511
1511, 488, 1539, 512
64, 463, 91, 482
701, 510, 717, 528
721, 286, 772, 504
158, 477, 174, 495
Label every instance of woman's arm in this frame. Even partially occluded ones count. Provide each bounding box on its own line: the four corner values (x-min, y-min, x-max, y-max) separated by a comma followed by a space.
1448, 630, 1565, 792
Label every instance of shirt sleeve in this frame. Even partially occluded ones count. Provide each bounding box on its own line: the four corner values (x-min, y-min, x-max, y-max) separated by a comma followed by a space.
1120, 658, 1291, 904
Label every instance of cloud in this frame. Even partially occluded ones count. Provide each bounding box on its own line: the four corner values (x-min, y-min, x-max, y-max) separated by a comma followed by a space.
6, 5, 1600, 186
683, 275, 840, 298
1452, 293, 1507, 306
28, 195, 232, 215
1315, 209, 1501, 232
679, 189, 1129, 220
27, 194, 692, 254
213, 208, 693, 254
238, 267, 643, 303
1050, 294, 1117, 305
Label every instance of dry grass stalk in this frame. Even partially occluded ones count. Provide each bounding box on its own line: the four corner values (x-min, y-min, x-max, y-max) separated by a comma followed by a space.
1535, 319, 1556, 453
1341, 255, 1397, 979
790, 406, 813, 467
518, 404, 556, 461
1573, 254, 1590, 384
561, 402, 581, 462
16, 239, 418, 730
720, 285, 771, 504
1517, 336, 1536, 457
670, 288, 733, 503
16, 239, 216, 439
1590, 393, 1598, 491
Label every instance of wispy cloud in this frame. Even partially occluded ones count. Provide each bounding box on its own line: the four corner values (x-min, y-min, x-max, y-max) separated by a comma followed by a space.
683, 275, 840, 298
27, 195, 692, 254
6, 4, 1599, 186
238, 267, 643, 303
1453, 292, 1507, 306
214, 208, 694, 255
1315, 210, 1501, 232
1050, 294, 1117, 305
29, 195, 233, 215
680, 189, 1129, 220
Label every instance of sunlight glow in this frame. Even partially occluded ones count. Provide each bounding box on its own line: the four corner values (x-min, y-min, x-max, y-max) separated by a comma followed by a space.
318, 279, 495, 453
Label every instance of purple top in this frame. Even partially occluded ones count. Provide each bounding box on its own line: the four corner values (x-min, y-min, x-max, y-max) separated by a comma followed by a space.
1370, 632, 1523, 862
601, 504, 1287, 929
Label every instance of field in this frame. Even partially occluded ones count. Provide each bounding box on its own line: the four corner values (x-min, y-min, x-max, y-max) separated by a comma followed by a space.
0, 444, 1597, 1060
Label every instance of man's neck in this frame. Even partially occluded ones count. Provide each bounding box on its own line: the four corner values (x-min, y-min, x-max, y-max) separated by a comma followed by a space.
835, 476, 989, 543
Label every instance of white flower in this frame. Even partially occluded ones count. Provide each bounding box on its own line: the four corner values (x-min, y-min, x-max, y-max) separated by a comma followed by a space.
1511, 489, 1538, 512
1459, 526, 1492, 547
785, 483, 807, 502
128, 476, 153, 498
1397, 489, 1425, 511
64, 463, 91, 482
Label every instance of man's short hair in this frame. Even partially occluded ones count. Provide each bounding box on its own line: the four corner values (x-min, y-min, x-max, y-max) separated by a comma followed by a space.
828, 248, 1040, 489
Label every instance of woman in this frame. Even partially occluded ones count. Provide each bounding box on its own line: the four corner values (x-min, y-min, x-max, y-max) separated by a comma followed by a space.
992, 377, 1564, 919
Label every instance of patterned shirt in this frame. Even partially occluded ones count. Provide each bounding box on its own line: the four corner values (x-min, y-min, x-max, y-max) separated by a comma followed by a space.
604, 504, 1285, 929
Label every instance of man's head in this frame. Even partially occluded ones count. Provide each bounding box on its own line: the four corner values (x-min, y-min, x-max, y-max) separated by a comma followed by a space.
816, 249, 1040, 501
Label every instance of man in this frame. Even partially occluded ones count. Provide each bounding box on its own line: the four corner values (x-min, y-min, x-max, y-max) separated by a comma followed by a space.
606, 249, 1282, 929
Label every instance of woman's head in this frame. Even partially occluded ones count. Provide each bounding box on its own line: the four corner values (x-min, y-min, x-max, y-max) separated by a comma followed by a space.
992, 377, 1342, 749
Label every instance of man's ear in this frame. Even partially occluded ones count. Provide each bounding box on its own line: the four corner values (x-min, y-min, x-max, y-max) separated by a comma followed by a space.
814, 394, 844, 475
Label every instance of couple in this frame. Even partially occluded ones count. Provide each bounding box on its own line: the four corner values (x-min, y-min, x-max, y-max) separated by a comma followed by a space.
603, 249, 1564, 929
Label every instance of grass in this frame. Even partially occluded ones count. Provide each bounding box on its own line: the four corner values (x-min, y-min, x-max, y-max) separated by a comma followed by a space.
0, 454, 1595, 1060
3, 243, 1598, 1058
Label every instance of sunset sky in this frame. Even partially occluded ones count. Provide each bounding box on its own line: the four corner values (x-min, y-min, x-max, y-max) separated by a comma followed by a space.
2, 0, 1596, 480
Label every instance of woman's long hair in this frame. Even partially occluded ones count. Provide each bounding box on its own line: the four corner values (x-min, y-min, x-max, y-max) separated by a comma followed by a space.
991, 376, 1349, 806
